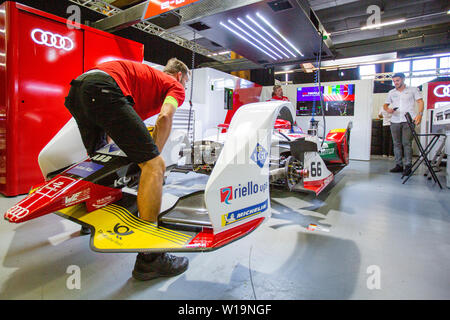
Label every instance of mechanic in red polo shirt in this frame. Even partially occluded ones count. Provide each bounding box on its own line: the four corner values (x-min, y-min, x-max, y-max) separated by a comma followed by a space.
266, 84, 290, 101
64, 58, 189, 281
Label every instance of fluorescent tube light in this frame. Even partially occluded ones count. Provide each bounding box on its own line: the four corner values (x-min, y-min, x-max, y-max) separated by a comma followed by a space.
219, 21, 277, 60
361, 19, 406, 30
256, 12, 304, 57
228, 19, 282, 59
246, 15, 296, 58
236, 17, 290, 59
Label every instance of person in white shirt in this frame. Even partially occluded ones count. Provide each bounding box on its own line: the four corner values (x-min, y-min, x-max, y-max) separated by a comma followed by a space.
383, 72, 424, 175
378, 105, 394, 157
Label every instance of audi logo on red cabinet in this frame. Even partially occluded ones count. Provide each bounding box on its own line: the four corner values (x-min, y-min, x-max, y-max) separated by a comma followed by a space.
428, 82, 450, 109
31, 28, 74, 51
433, 84, 450, 98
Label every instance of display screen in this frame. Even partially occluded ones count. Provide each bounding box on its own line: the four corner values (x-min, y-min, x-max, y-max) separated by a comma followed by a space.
296, 84, 355, 116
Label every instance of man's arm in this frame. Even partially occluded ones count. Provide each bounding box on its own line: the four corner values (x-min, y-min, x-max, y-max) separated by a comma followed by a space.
383, 103, 394, 113
152, 102, 176, 152
414, 98, 424, 125
378, 106, 385, 118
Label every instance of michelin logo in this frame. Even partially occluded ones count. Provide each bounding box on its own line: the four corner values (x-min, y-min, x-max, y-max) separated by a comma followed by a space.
221, 199, 268, 226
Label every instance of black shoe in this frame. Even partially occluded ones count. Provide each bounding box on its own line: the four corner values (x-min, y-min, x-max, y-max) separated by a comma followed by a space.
132, 252, 189, 281
390, 165, 403, 173
80, 226, 91, 235
403, 165, 412, 176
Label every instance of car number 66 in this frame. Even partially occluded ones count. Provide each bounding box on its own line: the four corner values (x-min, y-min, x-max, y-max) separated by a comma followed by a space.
311, 161, 322, 177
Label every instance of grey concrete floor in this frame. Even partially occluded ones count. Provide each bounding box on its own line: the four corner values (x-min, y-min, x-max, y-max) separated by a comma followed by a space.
0, 158, 449, 300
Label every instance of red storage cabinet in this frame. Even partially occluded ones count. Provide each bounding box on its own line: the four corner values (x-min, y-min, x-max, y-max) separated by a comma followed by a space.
0, 2, 144, 196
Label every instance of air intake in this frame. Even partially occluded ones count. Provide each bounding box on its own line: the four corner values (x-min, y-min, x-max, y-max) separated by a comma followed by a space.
267, 0, 293, 12
189, 22, 211, 31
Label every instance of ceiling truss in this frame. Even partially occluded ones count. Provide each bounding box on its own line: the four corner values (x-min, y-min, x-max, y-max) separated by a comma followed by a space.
68, 0, 230, 62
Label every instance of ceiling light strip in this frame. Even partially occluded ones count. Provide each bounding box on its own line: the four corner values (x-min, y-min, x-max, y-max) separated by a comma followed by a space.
236, 17, 290, 59
219, 22, 277, 60
246, 15, 296, 58
227, 19, 282, 59
256, 12, 304, 57
360, 19, 406, 30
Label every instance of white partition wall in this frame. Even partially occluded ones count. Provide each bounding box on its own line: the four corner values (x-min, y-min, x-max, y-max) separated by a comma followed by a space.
179, 68, 260, 142
262, 80, 374, 161
145, 67, 242, 142
372, 93, 388, 119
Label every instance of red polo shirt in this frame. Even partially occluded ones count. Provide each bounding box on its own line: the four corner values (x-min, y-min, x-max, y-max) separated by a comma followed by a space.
93, 60, 185, 120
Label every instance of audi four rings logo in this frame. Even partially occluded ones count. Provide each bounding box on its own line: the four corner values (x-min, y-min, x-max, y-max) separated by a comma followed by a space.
434, 85, 450, 98
31, 28, 74, 51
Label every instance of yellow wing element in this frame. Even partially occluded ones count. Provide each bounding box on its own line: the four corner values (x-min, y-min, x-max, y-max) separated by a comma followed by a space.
56, 203, 194, 252
329, 128, 346, 133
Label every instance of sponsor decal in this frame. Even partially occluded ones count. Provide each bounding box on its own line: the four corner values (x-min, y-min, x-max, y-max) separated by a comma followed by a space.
221, 200, 268, 226
66, 161, 104, 178
427, 81, 449, 109
64, 189, 90, 206
434, 84, 450, 98
220, 186, 233, 204
320, 147, 335, 156
37, 176, 76, 198
96, 145, 127, 157
287, 134, 304, 139
108, 144, 121, 153
6, 205, 29, 220
91, 154, 112, 163
98, 223, 134, 245
91, 195, 116, 209
114, 176, 132, 188
250, 143, 268, 168
220, 181, 268, 205
31, 28, 74, 51
143, 0, 201, 20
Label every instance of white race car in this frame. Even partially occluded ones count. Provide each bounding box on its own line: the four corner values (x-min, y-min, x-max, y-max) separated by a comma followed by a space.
4, 101, 295, 253
179, 102, 351, 195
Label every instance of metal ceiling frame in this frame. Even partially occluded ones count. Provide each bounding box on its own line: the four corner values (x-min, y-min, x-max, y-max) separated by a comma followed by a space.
68, 0, 229, 62
91, 0, 148, 32
274, 65, 450, 82
178, 0, 334, 67
370, 68, 450, 81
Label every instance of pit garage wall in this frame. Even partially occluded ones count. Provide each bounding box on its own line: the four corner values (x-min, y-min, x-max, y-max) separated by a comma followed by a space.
0, 2, 144, 196
261, 80, 374, 161
422, 81, 450, 159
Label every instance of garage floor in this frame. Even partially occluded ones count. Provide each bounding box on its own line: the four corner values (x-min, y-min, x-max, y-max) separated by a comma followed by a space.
0, 158, 449, 300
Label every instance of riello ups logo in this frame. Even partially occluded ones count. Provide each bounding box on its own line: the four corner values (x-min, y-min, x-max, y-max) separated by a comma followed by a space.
219, 181, 269, 227
220, 181, 268, 205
